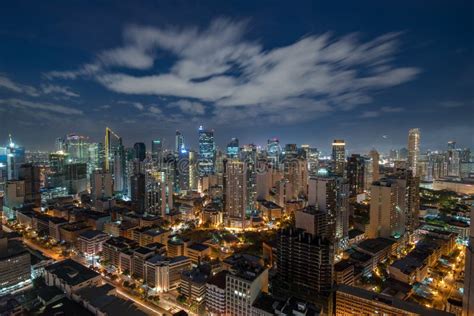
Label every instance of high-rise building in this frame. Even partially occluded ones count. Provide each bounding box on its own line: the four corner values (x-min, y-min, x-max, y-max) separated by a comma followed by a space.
0, 233, 31, 296
226, 138, 239, 159
301, 145, 319, 176
347, 154, 365, 198
19, 163, 41, 207
151, 139, 163, 168
188, 150, 198, 191
131, 173, 145, 213
283, 157, 308, 200
368, 179, 406, 238
225, 256, 268, 316
447, 141, 461, 177
133, 142, 146, 162
276, 225, 334, 307
105, 128, 126, 194
90, 171, 113, 201
369, 149, 380, 182
65, 134, 89, 163
407, 128, 420, 176
225, 161, 247, 228
332, 139, 346, 176
145, 171, 173, 217
463, 207, 474, 316
267, 138, 281, 167
198, 126, 216, 176
308, 176, 349, 249
175, 130, 184, 153
6, 136, 25, 180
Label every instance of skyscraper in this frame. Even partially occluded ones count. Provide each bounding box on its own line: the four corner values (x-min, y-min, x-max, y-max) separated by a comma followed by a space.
19, 163, 41, 207
332, 139, 346, 176
151, 139, 163, 167
131, 172, 146, 213
407, 128, 420, 176
198, 126, 216, 176
225, 161, 247, 228
226, 138, 239, 159
65, 134, 89, 163
175, 130, 184, 153
267, 138, 281, 167
6, 136, 25, 180
104, 128, 126, 194
368, 179, 405, 238
346, 154, 365, 198
133, 142, 146, 162
369, 149, 380, 182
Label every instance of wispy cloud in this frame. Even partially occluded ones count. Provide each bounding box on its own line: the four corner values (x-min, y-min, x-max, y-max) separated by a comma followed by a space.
439, 100, 465, 108
0, 98, 83, 115
167, 99, 205, 115
41, 84, 79, 98
46, 18, 420, 124
359, 106, 404, 118
117, 100, 145, 111
0, 74, 40, 97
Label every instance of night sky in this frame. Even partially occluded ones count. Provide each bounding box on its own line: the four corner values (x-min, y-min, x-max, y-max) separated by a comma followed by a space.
0, 1, 472, 154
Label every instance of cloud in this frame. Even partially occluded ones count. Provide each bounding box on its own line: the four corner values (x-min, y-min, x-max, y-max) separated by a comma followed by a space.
0, 98, 83, 115
46, 18, 420, 124
148, 105, 162, 114
95, 104, 111, 111
167, 100, 205, 115
439, 100, 465, 108
44, 63, 101, 80
41, 84, 80, 98
0, 75, 40, 97
359, 106, 404, 118
117, 100, 145, 110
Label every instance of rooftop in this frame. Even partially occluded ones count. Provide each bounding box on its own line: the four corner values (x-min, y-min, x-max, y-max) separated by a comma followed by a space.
79, 230, 109, 240
357, 237, 395, 254
207, 270, 228, 289
187, 243, 209, 252
337, 285, 453, 316
45, 259, 100, 286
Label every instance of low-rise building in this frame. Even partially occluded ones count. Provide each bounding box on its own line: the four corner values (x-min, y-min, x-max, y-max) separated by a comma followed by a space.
334, 260, 355, 286
0, 235, 31, 296
206, 270, 227, 316
144, 255, 192, 292
186, 243, 211, 264
44, 259, 101, 297
180, 265, 211, 304
59, 221, 91, 244
336, 284, 454, 316
77, 230, 109, 256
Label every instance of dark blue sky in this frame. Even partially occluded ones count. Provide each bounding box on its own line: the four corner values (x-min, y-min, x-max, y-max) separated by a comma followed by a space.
0, 1, 472, 154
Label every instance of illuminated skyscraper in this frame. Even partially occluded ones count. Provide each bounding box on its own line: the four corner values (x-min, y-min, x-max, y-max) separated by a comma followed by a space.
104, 128, 126, 193
188, 150, 198, 191
198, 126, 216, 176
65, 134, 89, 163
151, 139, 163, 168
346, 154, 365, 198
19, 163, 41, 207
332, 140, 346, 176
5, 135, 25, 181
407, 128, 420, 176
225, 161, 247, 228
226, 138, 239, 159
267, 138, 281, 166
175, 130, 184, 153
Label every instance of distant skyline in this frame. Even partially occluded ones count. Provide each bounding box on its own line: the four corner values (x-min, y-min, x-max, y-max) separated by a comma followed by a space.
0, 1, 472, 152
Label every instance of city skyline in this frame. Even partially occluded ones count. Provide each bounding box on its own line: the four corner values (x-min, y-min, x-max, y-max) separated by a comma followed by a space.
0, 1, 473, 152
